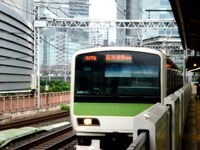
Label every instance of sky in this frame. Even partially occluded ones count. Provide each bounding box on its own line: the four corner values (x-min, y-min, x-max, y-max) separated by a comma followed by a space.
43, 0, 117, 43
89, 0, 116, 20
89, 0, 117, 43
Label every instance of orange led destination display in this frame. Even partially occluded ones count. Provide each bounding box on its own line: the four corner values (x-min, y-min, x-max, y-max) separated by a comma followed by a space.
105, 54, 132, 63
84, 55, 97, 61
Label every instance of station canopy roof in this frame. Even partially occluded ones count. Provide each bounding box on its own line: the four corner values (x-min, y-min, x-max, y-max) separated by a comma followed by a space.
169, 0, 200, 71
185, 56, 200, 72
169, 0, 200, 52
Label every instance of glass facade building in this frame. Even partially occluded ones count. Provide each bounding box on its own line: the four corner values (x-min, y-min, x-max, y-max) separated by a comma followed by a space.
116, 0, 184, 68
38, 0, 89, 80
116, 0, 179, 44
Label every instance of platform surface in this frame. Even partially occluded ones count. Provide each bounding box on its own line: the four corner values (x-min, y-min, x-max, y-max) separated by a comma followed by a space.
182, 95, 200, 150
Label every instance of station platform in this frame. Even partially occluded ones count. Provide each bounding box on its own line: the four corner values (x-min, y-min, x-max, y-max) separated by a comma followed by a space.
182, 95, 200, 150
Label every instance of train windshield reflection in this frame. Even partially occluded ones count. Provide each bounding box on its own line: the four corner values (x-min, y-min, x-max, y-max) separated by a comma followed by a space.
75, 51, 160, 98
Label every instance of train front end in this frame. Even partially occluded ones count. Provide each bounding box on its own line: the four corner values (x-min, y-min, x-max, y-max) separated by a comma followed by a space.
70, 47, 166, 149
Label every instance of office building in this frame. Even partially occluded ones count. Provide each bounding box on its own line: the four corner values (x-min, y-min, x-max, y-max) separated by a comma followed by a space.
38, 0, 89, 80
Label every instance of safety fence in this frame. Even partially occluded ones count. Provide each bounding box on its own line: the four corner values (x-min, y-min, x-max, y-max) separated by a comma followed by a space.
0, 91, 70, 113
126, 84, 191, 150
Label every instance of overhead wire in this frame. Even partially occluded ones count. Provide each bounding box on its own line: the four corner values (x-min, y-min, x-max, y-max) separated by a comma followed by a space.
8, 0, 20, 10
40, 37, 72, 54
1, 0, 162, 37
1, 0, 173, 57
1, 0, 34, 15
107, 0, 126, 17
0, 0, 91, 59
106, 0, 155, 45
3, 0, 144, 43
0, 27, 89, 61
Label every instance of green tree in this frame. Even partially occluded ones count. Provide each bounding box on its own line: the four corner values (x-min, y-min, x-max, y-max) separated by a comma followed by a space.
40, 85, 45, 93
40, 80, 70, 93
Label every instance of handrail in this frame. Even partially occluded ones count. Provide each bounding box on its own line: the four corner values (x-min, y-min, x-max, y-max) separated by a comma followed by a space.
127, 131, 148, 150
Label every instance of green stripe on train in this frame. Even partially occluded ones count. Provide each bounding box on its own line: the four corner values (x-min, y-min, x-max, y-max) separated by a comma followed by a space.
74, 103, 153, 116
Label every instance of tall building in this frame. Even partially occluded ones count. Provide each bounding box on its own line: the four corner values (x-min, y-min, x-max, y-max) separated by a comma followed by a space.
116, 0, 179, 44
116, 0, 186, 68
140, 0, 185, 68
115, 0, 141, 46
38, 0, 89, 81
0, 1, 34, 92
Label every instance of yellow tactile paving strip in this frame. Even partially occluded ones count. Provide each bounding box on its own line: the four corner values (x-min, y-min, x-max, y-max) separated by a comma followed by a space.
182, 96, 200, 150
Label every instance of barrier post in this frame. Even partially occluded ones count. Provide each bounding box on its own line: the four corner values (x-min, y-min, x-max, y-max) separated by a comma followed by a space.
164, 94, 180, 150
174, 89, 184, 138
132, 103, 170, 150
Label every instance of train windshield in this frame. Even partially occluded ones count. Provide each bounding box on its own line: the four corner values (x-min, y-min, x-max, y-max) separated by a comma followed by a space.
75, 51, 160, 103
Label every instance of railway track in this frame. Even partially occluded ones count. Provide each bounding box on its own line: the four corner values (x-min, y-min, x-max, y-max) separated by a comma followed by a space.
0, 110, 77, 149
13, 125, 76, 150
0, 110, 69, 131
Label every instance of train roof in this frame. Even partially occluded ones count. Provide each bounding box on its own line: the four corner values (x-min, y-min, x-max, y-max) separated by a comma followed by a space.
74, 46, 165, 56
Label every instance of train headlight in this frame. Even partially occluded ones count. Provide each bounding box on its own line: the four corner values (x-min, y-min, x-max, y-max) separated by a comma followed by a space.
77, 118, 100, 126
84, 118, 92, 125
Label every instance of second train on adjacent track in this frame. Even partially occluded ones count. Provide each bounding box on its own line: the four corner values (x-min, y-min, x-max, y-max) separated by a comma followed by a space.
70, 47, 183, 149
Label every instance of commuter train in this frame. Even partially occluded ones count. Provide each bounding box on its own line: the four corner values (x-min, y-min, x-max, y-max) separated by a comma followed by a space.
70, 47, 183, 149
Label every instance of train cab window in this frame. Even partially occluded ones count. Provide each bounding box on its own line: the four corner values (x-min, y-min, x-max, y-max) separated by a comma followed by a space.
75, 51, 161, 103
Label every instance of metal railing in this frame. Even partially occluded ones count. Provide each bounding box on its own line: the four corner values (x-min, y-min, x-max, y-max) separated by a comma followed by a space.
127, 131, 149, 150
0, 91, 70, 113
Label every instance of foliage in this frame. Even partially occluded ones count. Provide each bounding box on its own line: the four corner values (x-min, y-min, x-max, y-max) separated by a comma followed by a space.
60, 104, 70, 110
40, 80, 70, 93
179, 65, 184, 72
40, 85, 45, 93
